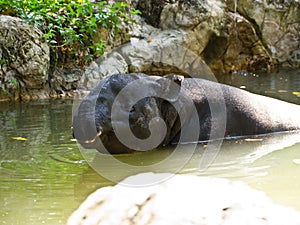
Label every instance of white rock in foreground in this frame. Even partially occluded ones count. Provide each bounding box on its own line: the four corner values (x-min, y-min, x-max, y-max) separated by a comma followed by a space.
68, 173, 300, 225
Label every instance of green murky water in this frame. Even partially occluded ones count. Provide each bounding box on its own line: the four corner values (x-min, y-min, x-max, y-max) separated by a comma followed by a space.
1, 69, 300, 225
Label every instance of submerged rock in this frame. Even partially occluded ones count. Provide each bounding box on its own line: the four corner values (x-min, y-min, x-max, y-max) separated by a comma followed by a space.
67, 173, 300, 225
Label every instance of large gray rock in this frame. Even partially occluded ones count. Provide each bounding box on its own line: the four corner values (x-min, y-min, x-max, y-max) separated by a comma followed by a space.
78, 30, 215, 90
68, 173, 300, 225
0, 15, 50, 100
121, 0, 299, 75
227, 0, 300, 68
134, 0, 276, 74
82, 0, 299, 89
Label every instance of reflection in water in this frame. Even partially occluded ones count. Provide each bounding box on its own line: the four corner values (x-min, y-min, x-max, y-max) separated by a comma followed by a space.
0, 70, 300, 224
0, 100, 89, 225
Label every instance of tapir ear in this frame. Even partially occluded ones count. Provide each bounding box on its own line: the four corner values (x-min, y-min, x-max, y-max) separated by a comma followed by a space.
158, 74, 184, 102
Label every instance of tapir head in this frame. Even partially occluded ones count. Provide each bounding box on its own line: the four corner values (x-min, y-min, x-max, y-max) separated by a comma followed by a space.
72, 73, 184, 154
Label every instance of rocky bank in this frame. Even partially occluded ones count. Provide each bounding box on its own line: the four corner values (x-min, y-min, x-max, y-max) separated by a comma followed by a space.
0, 0, 299, 100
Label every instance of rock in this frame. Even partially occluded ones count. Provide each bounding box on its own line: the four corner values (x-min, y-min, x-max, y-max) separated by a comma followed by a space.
1, 0, 299, 100
226, 0, 300, 67
124, 0, 298, 74
49, 68, 82, 96
0, 15, 50, 100
82, 0, 293, 85
206, 13, 273, 74
160, 0, 225, 29
137, 0, 169, 27
77, 28, 215, 90
67, 173, 300, 225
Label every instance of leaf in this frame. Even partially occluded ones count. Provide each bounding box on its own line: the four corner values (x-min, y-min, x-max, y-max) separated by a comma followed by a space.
245, 138, 263, 142
11, 136, 27, 141
292, 92, 300, 97
1, 0, 139, 65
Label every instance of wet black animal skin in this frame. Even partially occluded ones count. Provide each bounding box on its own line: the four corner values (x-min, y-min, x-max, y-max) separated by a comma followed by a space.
73, 73, 300, 154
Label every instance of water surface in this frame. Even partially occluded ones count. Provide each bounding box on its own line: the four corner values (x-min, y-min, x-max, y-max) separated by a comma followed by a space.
1, 69, 300, 224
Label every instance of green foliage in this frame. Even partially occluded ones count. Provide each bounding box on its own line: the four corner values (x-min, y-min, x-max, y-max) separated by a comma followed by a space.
0, 0, 140, 67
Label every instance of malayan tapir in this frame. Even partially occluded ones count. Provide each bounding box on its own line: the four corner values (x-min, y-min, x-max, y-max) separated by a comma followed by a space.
72, 73, 300, 154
